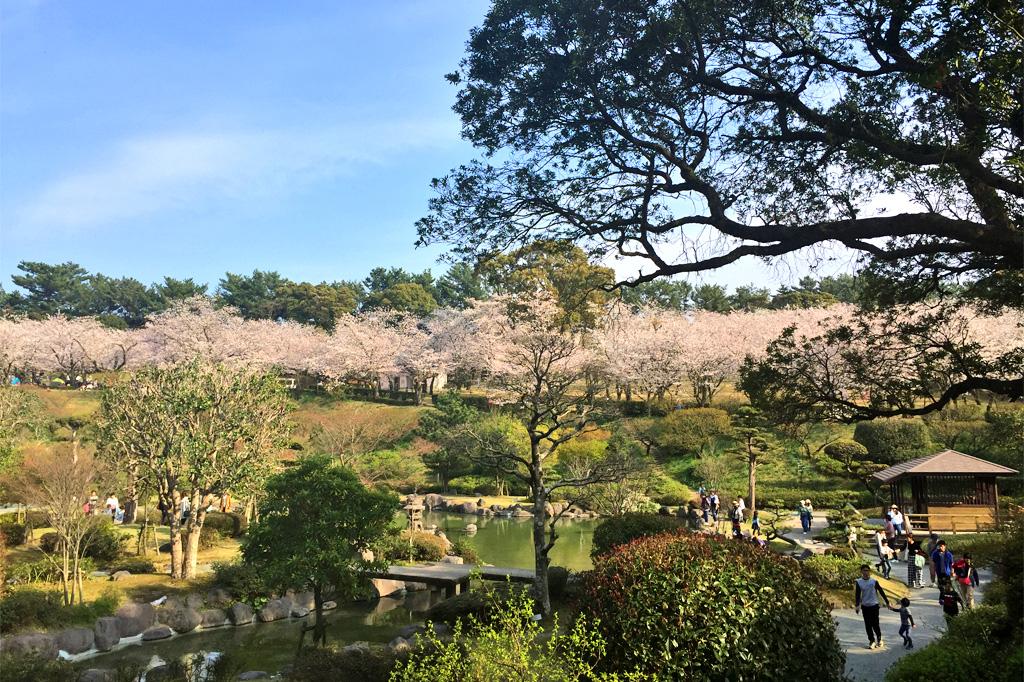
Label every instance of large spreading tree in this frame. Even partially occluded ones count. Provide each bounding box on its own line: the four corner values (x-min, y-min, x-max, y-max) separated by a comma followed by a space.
417, 0, 1022, 420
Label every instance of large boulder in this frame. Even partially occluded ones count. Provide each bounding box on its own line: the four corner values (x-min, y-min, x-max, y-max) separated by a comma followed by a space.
110, 570, 131, 582
456, 501, 478, 515
440, 555, 464, 565
141, 625, 173, 641
0, 632, 58, 659
290, 605, 310, 618
424, 493, 445, 510
115, 602, 156, 638
227, 603, 254, 625
257, 598, 291, 623
292, 591, 315, 610
370, 578, 406, 598
78, 670, 114, 682
322, 600, 338, 610
93, 617, 121, 651
464, 523, 478, 534
341, 641, 371, 656
56, 627, 94, 655
398, 624, 425, 639
200, 608, 229, 628
389, 636, 412, 654
157, 606, 202, 634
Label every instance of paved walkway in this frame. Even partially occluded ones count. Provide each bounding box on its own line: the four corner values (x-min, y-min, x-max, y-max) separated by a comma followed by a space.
778, 510, 830, 552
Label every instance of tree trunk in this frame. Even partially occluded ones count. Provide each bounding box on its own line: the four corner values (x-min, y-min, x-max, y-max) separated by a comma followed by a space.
312, 585, 326, 647
181, 500, 207, 580
123, 466, 139, 525
61, 544, 70, 605
748, 455, 757, 514
529, 446, 552, 617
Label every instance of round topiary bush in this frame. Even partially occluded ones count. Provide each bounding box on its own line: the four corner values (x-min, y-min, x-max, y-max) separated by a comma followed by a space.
590, 513, 686, 557
853, 418, 932, 464
582, 531, 845, 680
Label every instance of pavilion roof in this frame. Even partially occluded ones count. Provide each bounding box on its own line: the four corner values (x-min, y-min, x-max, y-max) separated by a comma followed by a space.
872, 450, 1019, 484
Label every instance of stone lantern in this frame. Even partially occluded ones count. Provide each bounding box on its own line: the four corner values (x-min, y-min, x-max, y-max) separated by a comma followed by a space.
404, 494, 425, 533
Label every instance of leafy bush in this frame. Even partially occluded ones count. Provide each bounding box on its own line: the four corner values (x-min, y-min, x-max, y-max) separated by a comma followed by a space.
85, 521, 128, 562
292, 646, 406, 682
449, 538, 480, 564
801, 554, 862, 588
424, 585, 513, 625
6, 557, 95, 584
211, 561, 267, 605
0, 588, 118, 634
853, 418, 932, 464
377, 531, 449, 563
108, 557, 157, 574
198, 526, 224, 550
652, 407, 732, 456
39, 532, 60, 554
648, 474, 693, 507
202, 511, 245, 537
0, 655, 74, 681
886, 605, 1020, 682
823, 439, 869, 462
758, 488, 873, 509
0, 522, 27, 547
393, 587, 610, 682
0, 511, 49, 529
448, 475, 500, 495
590, 513, 686, 557
583, 532, 844, 680
547, 566, 569, 601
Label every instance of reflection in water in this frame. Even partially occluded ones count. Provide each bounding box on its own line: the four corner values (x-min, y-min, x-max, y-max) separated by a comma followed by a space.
85, 511, 598, 674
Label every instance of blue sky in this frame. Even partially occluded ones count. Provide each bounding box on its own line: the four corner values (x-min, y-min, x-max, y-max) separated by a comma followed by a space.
0, 0, 856, 293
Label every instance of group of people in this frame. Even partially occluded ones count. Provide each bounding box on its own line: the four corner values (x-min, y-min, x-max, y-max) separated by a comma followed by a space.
84, 490, 125, 523
796, 498, 815, 533
855, 505, 982, 651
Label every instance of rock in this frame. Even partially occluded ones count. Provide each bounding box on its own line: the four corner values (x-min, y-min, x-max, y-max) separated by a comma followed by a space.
227, 603, 254, 625
78, 669, 113, 682
464, 523, 478, 534
200, 608, 229, 628
440, 555, 464, 565
550, 502, 565, 517
94, 617, 120, 651
158, 606, 202, 634
111, 570, 131, 581
482, 508, 494, 517
237, 672, 269, 680
490, 504, 504, 512
423, 493, 445, 510
456, 501, 478, 515
341, 641, 371, 656
322, 601, 337, 610
430, 622, 452, 637
0, 632, 58, 659
371, 578, 407, 598
658, 506, 671, 516
56, 627, 94, 654
116, 602, 156, 638
145, 665, 172, 682
184, 594, 204, 610
290, 605, 310, 618
257, 598, 292, 622
206, 587, 233, 607
544, 502, 554, 517
476, 508, 487, 516
389, 636, 412, 654
512, 509, 532, 518
141, 625, 173, 641
797, 549, 814, 561
292, 591, 315, 609
398, 624, 425, 639
404, 581, 429, 592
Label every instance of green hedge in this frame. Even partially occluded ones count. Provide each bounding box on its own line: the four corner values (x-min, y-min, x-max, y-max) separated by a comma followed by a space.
211, 561, 267, 606
0, 588, 118, 634
853, 418, 932, 464
800, 554, 862, 588
583, 532, 845, 680
376, 531, 449, 563
590, 513, 687, 558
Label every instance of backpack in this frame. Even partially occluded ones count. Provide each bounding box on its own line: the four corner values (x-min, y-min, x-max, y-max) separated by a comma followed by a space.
914, 554, 926, 569
941, 593, 960, 613
953, 560, 971, 584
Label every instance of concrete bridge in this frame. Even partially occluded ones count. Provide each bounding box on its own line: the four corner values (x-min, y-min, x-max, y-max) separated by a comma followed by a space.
369, 563, 535, 598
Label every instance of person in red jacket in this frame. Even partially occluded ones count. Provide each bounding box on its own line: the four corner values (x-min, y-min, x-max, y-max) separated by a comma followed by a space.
952, 553, 980, 609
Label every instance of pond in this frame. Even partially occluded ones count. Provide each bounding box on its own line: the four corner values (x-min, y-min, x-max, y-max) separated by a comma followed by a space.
84, 513, 599, 673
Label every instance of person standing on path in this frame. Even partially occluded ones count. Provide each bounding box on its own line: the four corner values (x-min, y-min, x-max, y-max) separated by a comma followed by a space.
952, 553, 980, 609
932, 540, 954, 592
855, 564, 892, 649
889, 597, 916, 649
798, 499, 811, 533
751, 510, 761, 538
710, 491, 720, 522
905, 532, 924, 588
884, 513, 896, 548
876, 539, 894, 579
926, 533, 940, 586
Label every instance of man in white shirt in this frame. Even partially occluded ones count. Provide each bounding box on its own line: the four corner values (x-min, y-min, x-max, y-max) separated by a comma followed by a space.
890, 506, 905, 535
105, 494, 119, 517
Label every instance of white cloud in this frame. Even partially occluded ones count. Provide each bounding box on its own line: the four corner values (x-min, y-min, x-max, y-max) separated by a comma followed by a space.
12, 117, 458, 232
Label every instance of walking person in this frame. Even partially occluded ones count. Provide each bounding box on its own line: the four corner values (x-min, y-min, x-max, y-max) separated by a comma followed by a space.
952, 553, 980, 609
883, 513, 896, 547
701, 495, 710, 525
709, 491, 720, 523
939, 583, 965, 619
730, 501, 743, 538
889, 597, 916, 649
905, 532, 924, 588
876, 539, 894, 579
855, 564, 892, 649
180, 495, 191, 524
931, 539, 954, 592
805, 498, 815, 531
750, 510, 761, 538
798, 499, 810, 534
926, 533, 940, 586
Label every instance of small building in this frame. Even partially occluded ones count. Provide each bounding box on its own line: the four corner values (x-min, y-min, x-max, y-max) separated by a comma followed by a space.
873, 450, 1018, 533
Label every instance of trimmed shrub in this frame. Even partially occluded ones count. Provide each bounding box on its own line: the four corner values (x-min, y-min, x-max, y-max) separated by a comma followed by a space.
0, 522, 27, 547
377, 531, 449, 563
449, 538, 480, 564
108, 557, 157, 574
39, 532, 60, 554
853, 418, 932, 464
648, 474, 693, 507
447, 475, 499, 496
583, 532, 844, 680
211, 561, 267, 605
590, 513, 686, 558
547, 566, 569, 601
85, 520, 128, 562
202, 511, 245, 537
801, 554, 862, 588
0, 588, 118, 634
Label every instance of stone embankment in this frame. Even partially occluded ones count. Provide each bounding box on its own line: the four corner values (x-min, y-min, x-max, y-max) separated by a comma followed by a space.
422, 494, 599, 520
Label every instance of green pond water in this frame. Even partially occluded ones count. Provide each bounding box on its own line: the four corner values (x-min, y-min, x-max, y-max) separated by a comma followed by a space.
83, 512, 598, 673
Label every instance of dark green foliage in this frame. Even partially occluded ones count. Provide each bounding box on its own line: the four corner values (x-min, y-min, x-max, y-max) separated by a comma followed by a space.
584, 533, 844, 680
211, 561, 267, 605
376, 531, 449, 563
801, 554, 862, 588
0, 588, 117, 634
652, 408, 732, 457
449, 538, 480, 564
202, 511, 245, 537
0, 655, 74, 681
85, 521, 128, 562
38, 532, 60, 554
590, 513, 686, 558
0, 522, 27, 546
547, 566, 569, 601
423, 586, 510, 626
6, 557, 95, 584
447, 475, 501, 495
886, 605, 1020, 682
291, 646, 405, 682
853, 419, 932, 464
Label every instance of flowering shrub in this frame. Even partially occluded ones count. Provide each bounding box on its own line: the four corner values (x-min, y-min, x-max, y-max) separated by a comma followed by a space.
582, 531, 845, 680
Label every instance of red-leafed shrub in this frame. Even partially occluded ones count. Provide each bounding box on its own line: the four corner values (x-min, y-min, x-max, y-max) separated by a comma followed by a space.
582, 531, 844, 681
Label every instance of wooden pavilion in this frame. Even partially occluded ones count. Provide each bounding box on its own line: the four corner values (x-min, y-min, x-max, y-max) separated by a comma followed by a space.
873, 450, 1018, 533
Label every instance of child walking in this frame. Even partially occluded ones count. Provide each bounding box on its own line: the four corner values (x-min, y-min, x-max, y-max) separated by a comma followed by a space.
889, 597, 915, 648
750, 510, 761, 538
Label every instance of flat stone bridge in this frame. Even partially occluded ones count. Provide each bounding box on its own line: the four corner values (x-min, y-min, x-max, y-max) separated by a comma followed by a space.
368, 563, 535, 599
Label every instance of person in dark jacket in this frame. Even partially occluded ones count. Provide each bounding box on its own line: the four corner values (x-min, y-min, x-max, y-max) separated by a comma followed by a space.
931, 539, 954, 592
952, 553, 980, 609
